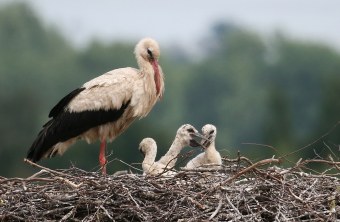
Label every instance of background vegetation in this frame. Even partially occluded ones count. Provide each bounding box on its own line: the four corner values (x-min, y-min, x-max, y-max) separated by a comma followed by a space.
0, 3, 339, 177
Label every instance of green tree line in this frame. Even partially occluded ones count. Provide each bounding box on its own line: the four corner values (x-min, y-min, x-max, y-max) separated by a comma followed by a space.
0, 3, 339, 177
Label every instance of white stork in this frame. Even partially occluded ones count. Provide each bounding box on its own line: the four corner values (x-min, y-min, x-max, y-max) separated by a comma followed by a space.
27, 38, 165, 174
138, 138, 165, 175
185, 124, 222, 169
139, 124, 204, 176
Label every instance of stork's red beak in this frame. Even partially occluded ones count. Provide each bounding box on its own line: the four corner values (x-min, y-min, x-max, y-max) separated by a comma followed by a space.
151, 59, 161, 96
151, 59, 158, 67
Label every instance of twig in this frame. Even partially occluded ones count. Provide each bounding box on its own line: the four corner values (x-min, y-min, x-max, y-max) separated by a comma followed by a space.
24, 158, 71, 178
187, 196, 206, 210
158, 150, 196, 176
0, 177, 55, 184
323, 141, 338, 160
180, 166, 223, 172
288, 188, 304, 203
281, 158, 340, 175
60, 207, 76, 222
299, 178, 318, 197
41, 206, 74, 216
209, 195, 223, 220
225, 193, 241, 216
222, 158, 280, 184
302, 159, 340, 170
55, 176, 83, 189
222, 156, 254, 166
280, 121, 340, 159
27, 169, 48, 179
109, 158, 143, 172
100, 205, 113, 220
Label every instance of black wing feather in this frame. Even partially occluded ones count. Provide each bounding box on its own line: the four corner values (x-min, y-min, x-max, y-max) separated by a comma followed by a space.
27, 100, 131, 162
48, 87, 85, 118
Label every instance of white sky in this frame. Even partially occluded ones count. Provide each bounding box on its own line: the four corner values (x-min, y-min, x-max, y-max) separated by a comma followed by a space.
3, 0, 340, 51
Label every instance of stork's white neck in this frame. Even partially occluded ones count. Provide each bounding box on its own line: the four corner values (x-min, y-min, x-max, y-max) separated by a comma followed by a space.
205, 140, 216, 153
142, 148, 157, 172
157, 136, 186, 168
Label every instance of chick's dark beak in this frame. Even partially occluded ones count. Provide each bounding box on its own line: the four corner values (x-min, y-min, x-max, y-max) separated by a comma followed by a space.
189, 132, 210, 148
138, 148, 145, 157
202, 137, 212, 148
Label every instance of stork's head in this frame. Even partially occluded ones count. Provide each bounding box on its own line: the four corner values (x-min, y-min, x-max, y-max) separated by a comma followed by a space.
139, 137, 157, 157
134, 38, 160, 63
201, 124, 217, 147
176, 124, 206, 147
134, 38, 163, 97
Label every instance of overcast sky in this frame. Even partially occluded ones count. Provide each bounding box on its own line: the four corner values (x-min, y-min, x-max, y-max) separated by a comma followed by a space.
3, 0, 340, 51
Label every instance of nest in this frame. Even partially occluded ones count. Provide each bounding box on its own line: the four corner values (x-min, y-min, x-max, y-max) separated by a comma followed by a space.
0, 157, 339, 221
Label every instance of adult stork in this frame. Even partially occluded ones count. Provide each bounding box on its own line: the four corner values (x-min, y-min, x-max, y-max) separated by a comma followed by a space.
139, 124, 205, 176
27, 38, 165, 174
185, 124, 222, 169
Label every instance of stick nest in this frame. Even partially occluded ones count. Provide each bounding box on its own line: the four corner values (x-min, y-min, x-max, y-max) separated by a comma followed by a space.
1, 157, 339, 221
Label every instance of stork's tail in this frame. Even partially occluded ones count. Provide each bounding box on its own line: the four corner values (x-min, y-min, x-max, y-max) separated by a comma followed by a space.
26, 120, 57, 162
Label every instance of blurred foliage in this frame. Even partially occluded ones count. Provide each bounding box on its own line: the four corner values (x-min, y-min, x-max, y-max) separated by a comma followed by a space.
0, 3, 339, 177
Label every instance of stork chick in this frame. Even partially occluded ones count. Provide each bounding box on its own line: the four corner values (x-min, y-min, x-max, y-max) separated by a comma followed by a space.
139, 124, 204, 176
138, 138, 168, 175
185, 124, 222, 169
27, 38, 165, 174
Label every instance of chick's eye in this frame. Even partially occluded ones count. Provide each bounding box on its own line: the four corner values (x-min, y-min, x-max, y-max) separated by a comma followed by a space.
187, 128, 195, 133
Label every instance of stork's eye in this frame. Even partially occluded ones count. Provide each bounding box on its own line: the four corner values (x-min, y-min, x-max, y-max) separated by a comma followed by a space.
147, 48, 153, 58
209, 130, 215, 135
187, 128, 195, 133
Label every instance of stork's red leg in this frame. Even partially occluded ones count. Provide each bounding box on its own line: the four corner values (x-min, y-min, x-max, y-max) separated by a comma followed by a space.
99, 140, 107, 175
